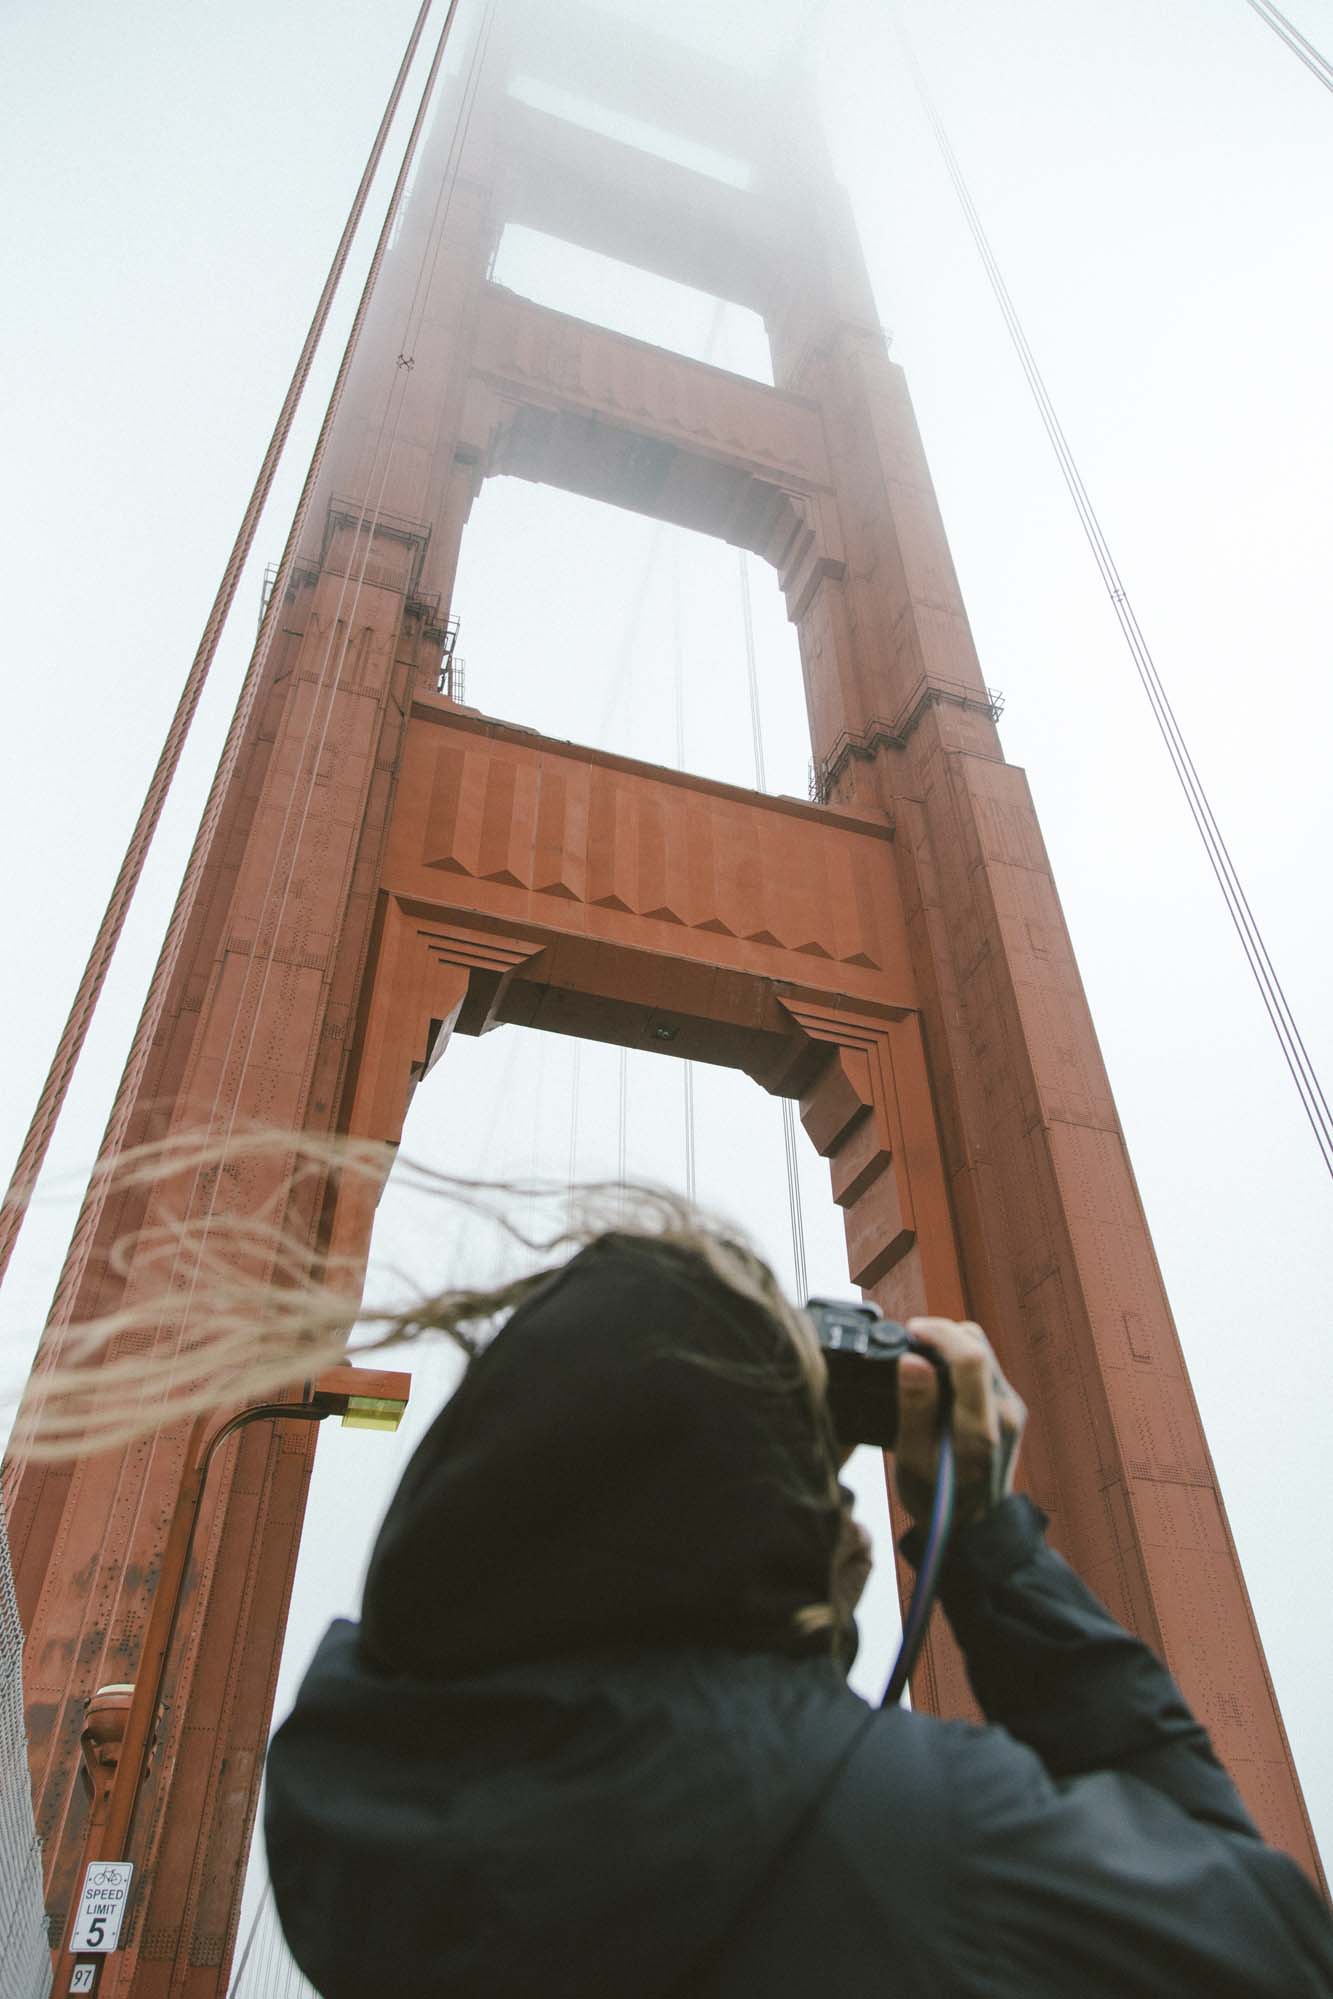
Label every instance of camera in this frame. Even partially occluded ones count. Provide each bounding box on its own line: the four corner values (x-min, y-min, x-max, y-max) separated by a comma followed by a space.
805, 1298, 944, 1449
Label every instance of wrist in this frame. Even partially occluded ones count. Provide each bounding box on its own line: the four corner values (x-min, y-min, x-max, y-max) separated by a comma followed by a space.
899, 1491, 1048, 1580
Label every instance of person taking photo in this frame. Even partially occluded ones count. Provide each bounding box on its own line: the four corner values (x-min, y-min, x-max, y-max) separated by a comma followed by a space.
265, 1223, 1333, 1997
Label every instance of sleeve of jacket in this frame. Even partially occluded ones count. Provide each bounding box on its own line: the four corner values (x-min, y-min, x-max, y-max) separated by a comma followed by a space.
899, 1495, 1333, 1996
933, 1721, 1333, 1997
903, 1494, 1260, 1828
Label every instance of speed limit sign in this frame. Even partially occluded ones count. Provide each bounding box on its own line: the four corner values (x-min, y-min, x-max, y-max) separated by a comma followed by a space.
70, 1861, 133, 1953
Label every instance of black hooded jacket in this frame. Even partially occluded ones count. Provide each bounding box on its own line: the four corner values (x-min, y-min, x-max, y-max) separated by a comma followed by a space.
265, 1237, 1333, 1996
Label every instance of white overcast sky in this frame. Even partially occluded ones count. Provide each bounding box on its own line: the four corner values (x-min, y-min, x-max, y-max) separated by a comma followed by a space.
3, 0, 1332, 1937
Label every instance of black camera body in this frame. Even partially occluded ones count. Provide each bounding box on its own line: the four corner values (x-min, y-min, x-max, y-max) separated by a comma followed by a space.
805, 1297, 938, 1449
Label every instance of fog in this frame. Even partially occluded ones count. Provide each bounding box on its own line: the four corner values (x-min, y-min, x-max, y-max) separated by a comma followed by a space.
2, 0, 1330, 1965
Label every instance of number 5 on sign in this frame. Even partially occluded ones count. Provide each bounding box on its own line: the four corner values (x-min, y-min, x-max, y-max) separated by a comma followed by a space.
70, 1861, 133, 1952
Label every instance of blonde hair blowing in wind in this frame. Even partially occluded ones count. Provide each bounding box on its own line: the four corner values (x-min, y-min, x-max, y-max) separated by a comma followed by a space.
9, 1129, 829, 1463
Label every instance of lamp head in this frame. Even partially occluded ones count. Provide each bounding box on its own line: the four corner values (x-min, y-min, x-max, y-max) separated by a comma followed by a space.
309, 1364, 411, 1433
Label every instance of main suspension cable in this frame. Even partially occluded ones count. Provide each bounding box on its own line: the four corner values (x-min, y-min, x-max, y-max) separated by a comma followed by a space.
188, 0, 491, 1203
0, 0, 443, 1291
1240, 0, 1333, 93
43, 0, 469, 1332
896, 18, 1333, 1181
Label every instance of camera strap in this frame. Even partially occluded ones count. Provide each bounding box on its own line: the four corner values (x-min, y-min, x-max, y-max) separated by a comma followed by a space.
880, 1427, 955, 1705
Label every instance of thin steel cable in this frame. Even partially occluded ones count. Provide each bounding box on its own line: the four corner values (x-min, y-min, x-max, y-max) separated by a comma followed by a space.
263, 1900, 282, 1997
896, 16, 1333, 1179
683, 1062, 697, 1204
737, 550, 809, 1292
593, 519, 672, 745
441, 1027, 521, 1276
567, 1044, 581, 1198
527, 1030, 546, 1250
240, 1902, 265, 1999
42, 0, 473, 1335
594, 296, 731, 746
672, 542, 687, 773
1240, 0, 1333, 91
738, 551, 767, 792
225, 1881, 270, 1997
782, 1099, 809, 1303
670, 542, 699, 1203
617, 1047, 629, 1220
247, 1883, 278, 1999
0, 0, 441, 1291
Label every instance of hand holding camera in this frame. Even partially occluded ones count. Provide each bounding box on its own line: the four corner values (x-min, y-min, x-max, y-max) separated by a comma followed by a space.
807, 1301, 1027, 1530
806, 1299, 1026, 1702
895, 1317, 1026, 1531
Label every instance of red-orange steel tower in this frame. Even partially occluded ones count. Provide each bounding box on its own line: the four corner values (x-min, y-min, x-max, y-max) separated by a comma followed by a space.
7, 5, 1322, 1990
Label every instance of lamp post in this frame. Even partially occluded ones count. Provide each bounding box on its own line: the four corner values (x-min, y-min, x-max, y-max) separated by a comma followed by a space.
59, 1364, 410, 1996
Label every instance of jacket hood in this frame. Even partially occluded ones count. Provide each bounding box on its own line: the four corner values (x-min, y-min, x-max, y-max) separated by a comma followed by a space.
359, 1233, 842, 1676
266, 1630, 870, 1999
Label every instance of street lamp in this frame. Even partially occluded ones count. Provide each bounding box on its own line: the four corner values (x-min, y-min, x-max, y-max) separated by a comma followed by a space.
61, 1364, 410, 1995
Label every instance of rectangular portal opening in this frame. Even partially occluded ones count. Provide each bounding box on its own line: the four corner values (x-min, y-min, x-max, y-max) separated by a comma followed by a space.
491, 225, 773, 386
450, 482, 810, 796
508, 74, 752, 191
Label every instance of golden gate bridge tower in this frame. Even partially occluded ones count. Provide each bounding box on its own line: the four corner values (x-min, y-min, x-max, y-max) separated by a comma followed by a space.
3, 2, 1323, 1991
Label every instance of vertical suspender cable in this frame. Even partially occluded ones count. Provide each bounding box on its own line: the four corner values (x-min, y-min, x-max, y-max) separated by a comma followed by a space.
526, 1034, 545, 1250
605, 300, 731, 1192
40, 0, 469, 1332
782, 1095, 810, 1304
225, 1883, 268, 1998
1240, 0, 1333, 91
252, 1885, 279, 1999
737, 549, 810, 1293
567, 1044, 582, 1199
672, 542, 688, 776
671, 545, 698, 1203
738, 551, 767, 793
0, 0, 444, 1290
682, 1065, 698, 1205
617, 1047, 629, 1219
595, 299, 731, 747
895, 15, 1333, 1181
